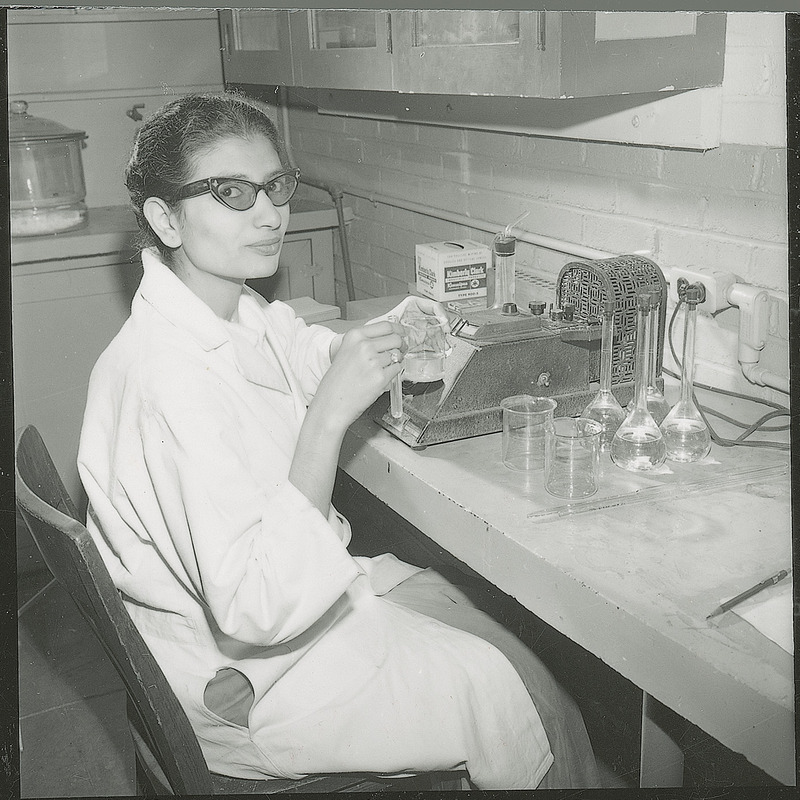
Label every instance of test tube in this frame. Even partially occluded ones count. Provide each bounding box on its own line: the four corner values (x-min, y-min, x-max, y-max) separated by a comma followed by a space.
388, 315, 404, 419
390, 375, 403, 418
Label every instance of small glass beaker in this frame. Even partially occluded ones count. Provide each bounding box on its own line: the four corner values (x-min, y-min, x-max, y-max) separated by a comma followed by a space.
400, 314, 451, 382
501, 395, 557, 471
545, 417, 603, 499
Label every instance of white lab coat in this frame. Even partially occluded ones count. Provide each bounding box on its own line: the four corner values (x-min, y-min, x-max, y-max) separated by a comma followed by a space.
78, 249, 552, 789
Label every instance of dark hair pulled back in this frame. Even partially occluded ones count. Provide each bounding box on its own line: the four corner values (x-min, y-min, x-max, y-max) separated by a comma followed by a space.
125, 91, 289, 263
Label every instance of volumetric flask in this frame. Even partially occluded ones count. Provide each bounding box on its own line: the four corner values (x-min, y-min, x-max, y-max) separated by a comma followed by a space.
660, 285, 711, 462
625, 288, 670, 424
582, 300, 625, 449
611, 292, 666, 471
501, 395, 557, 471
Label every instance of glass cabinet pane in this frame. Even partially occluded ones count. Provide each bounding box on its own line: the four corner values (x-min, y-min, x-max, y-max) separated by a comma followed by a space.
310, 10, 377, 50
220, 9, 294, 85
232, 9, 281, 52
412, 10, 520, 47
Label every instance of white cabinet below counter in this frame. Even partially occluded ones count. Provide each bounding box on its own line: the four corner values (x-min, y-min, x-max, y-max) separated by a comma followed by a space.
12, 200, 347, 572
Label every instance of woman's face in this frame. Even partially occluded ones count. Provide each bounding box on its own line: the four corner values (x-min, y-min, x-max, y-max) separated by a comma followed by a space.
170, 134, 290, 286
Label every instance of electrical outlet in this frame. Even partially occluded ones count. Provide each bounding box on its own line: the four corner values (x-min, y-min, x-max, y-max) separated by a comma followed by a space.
668, 266, 739, 313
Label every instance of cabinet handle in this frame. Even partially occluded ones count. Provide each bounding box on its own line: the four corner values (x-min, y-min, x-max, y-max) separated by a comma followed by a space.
536, 11, 546, 51
221, 20, 232, 57
386, 13, 393, 54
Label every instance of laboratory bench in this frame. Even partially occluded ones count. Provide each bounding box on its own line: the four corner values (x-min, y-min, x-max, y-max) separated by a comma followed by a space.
334, 303, 794, 787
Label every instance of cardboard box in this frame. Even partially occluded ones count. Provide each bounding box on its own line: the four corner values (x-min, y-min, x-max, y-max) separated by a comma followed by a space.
415, 239, 491, 302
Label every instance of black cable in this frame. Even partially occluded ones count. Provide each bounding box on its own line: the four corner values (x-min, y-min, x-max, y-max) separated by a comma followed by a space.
665, 298, 790, 451
661, 365, 789, 430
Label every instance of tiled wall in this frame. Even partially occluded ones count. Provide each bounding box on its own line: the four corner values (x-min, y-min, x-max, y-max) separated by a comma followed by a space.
283, 13, 788, 401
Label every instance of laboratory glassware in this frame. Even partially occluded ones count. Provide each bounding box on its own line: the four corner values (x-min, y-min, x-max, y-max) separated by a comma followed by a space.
626, 288, 670, 424
387, 315, 404, 419
388, 312, 451, 419
527, 463, 787, 522
581, 299, 626, 449
489, 210, 529, 309
9, 100, 88, 236
645, 289, 671, 423
611, 292, 667, 471
401, 315, 450, 382
545, 417, 603, 498
501, 395, 556, 471
660, 285, 712, 462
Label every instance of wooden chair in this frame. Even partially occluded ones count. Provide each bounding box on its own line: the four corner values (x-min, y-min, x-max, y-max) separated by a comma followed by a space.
15, 425, 466, 795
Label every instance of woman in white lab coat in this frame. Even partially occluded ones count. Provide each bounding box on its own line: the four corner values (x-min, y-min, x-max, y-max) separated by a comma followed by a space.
78, 92, 598, 789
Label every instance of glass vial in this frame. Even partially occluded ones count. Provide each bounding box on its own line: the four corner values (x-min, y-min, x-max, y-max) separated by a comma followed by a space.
611, 292, 667, 471
660, 285, 711, 462
582, 299, 626, 449
492, 232, 516, 309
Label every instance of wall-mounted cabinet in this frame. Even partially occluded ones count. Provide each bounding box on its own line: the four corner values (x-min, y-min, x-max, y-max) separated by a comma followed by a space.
391, 10, 554, 97
221, 10, 726, 100
219, 9, 295, 87
292, 10, 394, 91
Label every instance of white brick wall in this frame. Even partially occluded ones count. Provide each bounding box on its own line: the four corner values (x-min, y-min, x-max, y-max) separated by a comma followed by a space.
287, 12, 788, 400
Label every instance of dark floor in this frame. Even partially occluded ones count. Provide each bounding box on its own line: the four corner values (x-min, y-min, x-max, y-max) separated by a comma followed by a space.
18, 568, 136, 797
16, 475, 786, 798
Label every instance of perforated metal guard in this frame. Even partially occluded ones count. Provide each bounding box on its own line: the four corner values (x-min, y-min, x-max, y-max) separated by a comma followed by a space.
556, 255, 667, 384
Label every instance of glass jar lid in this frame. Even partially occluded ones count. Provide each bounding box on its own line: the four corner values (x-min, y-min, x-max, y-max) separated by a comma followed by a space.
9, 100, 87, 143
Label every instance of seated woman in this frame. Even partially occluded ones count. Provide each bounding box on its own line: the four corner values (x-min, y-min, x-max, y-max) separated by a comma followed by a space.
78, 91, 599, 790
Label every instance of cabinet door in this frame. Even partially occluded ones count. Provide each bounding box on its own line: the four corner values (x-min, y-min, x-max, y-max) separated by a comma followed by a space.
558, 11, 726, 98
12, 255, 140, 508
219, 9, 294, 86
391, 10, 556, 97
8, 12, 223, 95
291, 10, 393, 90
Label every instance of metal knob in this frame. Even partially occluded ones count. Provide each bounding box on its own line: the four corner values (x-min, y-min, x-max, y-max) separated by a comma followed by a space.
528, 301, 546, 316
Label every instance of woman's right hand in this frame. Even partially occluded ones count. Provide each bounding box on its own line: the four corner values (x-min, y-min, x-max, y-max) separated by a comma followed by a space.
307, 320, 406, 434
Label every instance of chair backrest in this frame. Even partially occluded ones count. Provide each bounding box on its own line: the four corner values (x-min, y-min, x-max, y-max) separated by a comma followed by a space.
15, 425, 214, 795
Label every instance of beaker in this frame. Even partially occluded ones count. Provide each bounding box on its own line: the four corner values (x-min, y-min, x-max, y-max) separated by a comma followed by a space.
660, 285, 711, 462
582, 300, 625, 449
501, 395, 557, 471
611, 292, 667, 471
400, 313, 451, 383
545, 417, 603, 499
